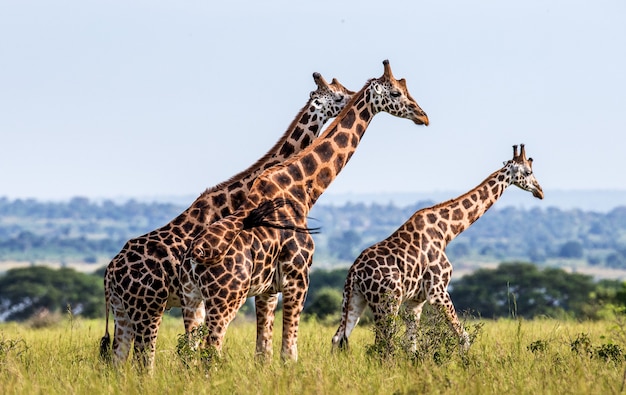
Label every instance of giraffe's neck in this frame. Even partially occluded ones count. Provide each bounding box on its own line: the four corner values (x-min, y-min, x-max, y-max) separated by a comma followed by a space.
179, 100, 328, 225
415, 166, 512, 245
275, 87, 374, 211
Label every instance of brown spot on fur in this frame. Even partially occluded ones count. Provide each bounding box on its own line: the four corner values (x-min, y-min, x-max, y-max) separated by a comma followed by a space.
340, 109, 356, 129
300, 154, 318, 176
314, 141, 334, 162
333, 131, 349, 148
316, 167, 333, 189
359, 108, 371, 121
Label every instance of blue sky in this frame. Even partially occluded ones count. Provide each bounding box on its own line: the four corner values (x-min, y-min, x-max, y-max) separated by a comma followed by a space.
1, 1, 625, 208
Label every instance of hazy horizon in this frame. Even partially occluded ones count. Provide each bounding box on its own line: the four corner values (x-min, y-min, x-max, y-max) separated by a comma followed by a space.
3, 188, 623, 213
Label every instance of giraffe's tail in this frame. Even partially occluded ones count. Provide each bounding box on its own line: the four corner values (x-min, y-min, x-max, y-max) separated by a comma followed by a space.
192, 198, 320, 266
331, 269, 357, 352
243, 197, 320, 234
100, 275, 112, 362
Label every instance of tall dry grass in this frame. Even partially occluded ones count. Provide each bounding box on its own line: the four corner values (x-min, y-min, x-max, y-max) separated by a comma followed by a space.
1, 313, 625, 394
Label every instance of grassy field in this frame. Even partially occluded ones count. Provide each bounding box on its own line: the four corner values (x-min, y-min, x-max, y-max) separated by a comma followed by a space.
1, 314, 625, 394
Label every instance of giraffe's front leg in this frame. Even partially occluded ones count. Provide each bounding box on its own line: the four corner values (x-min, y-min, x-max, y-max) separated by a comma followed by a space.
255, 293, 279, 361
430, 289, 470, 351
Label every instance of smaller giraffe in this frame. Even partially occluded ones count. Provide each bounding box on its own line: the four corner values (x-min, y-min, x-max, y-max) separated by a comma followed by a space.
331, 144, 544, 353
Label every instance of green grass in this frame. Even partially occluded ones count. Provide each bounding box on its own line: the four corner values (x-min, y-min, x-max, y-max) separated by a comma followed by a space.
1, 314, 625, 394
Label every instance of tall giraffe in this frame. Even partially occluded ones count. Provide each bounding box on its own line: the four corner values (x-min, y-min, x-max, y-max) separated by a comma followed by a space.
100, 73, 354, 370
331, 144, 544, 353
185, 60, 430, 362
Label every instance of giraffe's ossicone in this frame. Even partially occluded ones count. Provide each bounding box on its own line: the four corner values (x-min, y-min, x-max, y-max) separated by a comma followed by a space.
100, 72, 354, 371
332, 144, 543, 354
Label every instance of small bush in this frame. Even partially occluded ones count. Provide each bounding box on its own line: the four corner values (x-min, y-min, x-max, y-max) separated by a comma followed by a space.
175, 325, 221, 371
570, 333, 593, 357
365, 304, 482, 365
594, 343, 623, 364
569, 332, 624, 364
527, 339, 549, 354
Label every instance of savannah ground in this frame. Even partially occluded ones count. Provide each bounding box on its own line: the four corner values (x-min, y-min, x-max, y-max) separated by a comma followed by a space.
1, 313, 625, 395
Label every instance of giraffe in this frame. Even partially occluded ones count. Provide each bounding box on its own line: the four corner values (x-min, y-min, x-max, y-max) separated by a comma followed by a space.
331, 144, 544, 353
185, 60, 430, 362
99, 72, 354, 370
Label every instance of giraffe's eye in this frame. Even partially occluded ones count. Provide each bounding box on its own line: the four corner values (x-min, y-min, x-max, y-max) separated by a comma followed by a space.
334, 95, 344, 103
390, 90, 401, 98
525, 170, 532, 176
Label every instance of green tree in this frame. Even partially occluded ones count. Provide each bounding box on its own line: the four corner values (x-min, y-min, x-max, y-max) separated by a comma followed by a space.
0, 266, 103, 321
450, 262, 597, 319
305, 287, 343, 319
305, 268, 349, 310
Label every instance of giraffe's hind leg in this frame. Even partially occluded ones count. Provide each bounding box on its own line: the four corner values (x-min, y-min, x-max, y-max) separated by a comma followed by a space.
131, 301, 166, 372
332, 287, 367, 351
110, 291, 133, 365
427, 282, 470, 350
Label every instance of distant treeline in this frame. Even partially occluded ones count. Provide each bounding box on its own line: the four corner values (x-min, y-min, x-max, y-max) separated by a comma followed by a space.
0, 196, 625, 270
2, 262, 625, 322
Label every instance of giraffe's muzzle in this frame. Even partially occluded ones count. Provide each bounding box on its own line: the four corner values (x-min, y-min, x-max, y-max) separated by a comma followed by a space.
413, 112, 429, 126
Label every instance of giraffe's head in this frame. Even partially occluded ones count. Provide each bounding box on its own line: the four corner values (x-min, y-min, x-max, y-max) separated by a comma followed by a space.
367, 59, 429, 126
506, 144, 544, 199
310, 72, 355, 125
